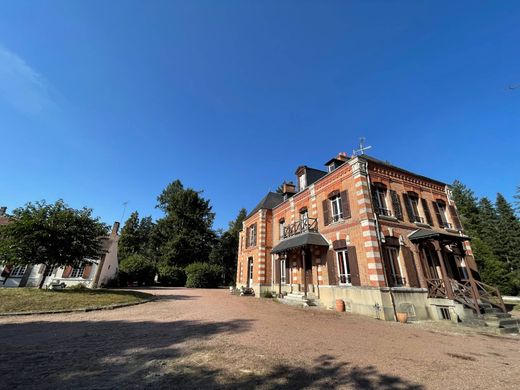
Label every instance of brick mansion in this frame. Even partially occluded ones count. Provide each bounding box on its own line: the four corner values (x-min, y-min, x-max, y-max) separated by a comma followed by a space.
236, 152, 509, 325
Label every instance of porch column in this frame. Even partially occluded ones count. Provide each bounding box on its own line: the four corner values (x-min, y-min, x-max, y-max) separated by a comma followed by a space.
278, 254, 282, 297
433, 242, 454, 300
411, 243, 427, 289
301, 249, 307, 297
459, 242, 481, 309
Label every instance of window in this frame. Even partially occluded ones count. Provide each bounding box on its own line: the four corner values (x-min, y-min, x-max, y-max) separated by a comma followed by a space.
280, 258, 287, 284
298, 174, 306, 191
404, 192, 423, 223
435, 200, 451, 229
336, 250, 351, 285
299, 208, 308, 221
372, 184, 391, 217
385, 247, 405, 287
330, 195, 344, 222
70, 263, 85, 278
279, 219, 285, 239
247, 224, 257, 247
10, 265, 27, 277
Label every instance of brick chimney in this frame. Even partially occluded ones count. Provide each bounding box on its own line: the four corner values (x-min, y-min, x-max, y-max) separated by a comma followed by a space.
111, 221, 120, 237
282, 182, 296, 200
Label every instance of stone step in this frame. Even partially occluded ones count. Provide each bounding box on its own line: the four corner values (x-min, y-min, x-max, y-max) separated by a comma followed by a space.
497, 326, 520, 335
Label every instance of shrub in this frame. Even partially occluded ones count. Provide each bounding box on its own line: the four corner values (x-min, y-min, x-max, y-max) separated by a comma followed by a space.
261, 290, 275, 298
119, 254, 156, 286
185, 262, 223, 288
157, 264, 186, 287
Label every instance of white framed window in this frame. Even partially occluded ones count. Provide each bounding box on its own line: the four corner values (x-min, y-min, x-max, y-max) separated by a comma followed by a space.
436, 200, 451, 228
247, 224, 257, 247
298, 174, 306, 191
10, 265, 27, 277
373, 185, 391, 217
280, 258, 287, 284
70, 263, 85, 278
279, 219, 285, 239
330, 195, 343, 222
300, 209, 308, 221
336, 250, 351, 285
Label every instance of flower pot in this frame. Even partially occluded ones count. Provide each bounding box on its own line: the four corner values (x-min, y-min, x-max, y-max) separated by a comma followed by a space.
396, 312, 408, 324
335, 299, 345, 312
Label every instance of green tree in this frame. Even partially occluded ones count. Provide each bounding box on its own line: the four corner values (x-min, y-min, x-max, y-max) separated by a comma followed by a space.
0, 200, 108, 288
514, 185, 520, 216
210, 208, 247, 285
451, 180, 480, 236
476, 197, 500, 255
495, 193, 520, 275
155, 180, 216, 266
119, 211, 155, 260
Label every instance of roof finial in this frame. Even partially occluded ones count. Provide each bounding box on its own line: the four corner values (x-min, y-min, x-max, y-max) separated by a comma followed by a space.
352, 137, 372, 156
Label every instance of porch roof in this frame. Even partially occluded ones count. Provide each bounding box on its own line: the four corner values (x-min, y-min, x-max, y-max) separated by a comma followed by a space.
271, 232, 330, 254
408, 229, 469, 242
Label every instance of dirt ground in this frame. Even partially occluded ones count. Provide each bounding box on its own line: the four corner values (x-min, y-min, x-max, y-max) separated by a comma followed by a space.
0, 288, 518, 389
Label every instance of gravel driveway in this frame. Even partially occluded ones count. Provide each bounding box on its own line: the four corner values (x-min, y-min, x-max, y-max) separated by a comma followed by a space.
0, 288, 518, 389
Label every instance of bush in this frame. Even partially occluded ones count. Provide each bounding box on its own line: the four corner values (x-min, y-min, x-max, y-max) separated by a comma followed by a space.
185, 262, 223, 288
261, 290, 275, 298
157, 264, 186, 287
119, 254, 156, 286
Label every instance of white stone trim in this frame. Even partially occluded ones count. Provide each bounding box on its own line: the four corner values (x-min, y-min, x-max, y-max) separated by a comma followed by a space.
366, 251, 381, 258
367, 263, 383, 269
369, 274, 385, 281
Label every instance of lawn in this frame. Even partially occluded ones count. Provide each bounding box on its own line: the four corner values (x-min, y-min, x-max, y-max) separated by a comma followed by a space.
0, 288, 152, 313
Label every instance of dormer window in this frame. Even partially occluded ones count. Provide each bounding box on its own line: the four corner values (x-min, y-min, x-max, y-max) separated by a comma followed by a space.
279, 218, 286, 239
298, 174, 306, 191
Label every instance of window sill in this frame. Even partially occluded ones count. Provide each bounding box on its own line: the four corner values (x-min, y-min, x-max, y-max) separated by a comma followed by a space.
414, 222, 431, 228
378, 214, 398, 222
444, 228, 460, 234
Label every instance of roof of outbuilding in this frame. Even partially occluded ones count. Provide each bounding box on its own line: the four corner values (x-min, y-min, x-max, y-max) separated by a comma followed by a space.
246, 192, 284, 219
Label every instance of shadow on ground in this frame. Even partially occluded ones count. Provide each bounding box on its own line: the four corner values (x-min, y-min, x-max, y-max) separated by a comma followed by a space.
0, 318, 423, 389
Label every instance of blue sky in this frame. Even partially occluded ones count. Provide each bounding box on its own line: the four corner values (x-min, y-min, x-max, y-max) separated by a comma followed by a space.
1, 0, 519, 229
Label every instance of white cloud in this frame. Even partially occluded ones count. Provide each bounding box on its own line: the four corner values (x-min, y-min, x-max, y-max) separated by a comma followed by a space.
0, 45, 54, 114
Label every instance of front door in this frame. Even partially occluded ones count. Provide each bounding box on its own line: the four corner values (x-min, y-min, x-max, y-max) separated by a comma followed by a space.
247, 257, 254, 287
303, 248, 313, 292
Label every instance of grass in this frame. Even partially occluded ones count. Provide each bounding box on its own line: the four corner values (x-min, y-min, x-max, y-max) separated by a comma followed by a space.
0, 288, 152, 313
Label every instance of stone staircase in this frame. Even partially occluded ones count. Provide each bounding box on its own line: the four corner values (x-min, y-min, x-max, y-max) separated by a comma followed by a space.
281, 291, 322, 307
480, 303, 520, 335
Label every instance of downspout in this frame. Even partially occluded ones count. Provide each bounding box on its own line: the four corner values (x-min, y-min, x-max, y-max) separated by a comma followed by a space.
365, 161, 398, 322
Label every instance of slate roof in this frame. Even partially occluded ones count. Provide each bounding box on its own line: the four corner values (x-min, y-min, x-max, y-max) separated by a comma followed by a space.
246, 192, 284, 219
271, 231, 330, 254
408, 229, 469, 242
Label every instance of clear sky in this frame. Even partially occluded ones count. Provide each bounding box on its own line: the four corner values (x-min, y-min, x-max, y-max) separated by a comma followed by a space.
1, 0, 519, 229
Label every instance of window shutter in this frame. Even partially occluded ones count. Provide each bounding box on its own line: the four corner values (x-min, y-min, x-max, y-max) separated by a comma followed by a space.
322, 199, 331, 226
421, 198, 433, 226
340, 190, 351, 219
432, 201, 443, 227
253, 224, 257, 246
82, 263, 92, 279
332, 239, 347, 250
402, 193, 415, 222
371, 190, 380, 215
62, 266, 73, 278
390, 190, 403, 220
448, 206, 462, 230
401, 247, 420, 287
347, 246, 360, 286
382, 249, 394, 287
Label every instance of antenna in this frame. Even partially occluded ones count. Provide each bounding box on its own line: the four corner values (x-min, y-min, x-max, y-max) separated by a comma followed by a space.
121, 201, 128, 223
352, 137, 372, 156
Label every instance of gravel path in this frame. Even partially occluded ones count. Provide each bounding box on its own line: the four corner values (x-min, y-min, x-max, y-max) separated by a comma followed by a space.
0, 288, 518, 389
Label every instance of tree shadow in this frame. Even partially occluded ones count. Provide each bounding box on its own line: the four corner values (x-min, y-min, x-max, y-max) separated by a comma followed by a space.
0, 318, 424, 389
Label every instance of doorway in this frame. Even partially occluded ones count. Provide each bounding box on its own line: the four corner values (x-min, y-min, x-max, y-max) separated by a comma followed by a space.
247, 257, 254, 287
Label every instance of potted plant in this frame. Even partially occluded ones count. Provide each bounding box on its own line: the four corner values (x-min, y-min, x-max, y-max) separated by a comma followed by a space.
396, 311, 408, 323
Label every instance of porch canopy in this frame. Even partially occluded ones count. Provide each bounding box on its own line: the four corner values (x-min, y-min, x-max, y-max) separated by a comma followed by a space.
271, 231, 329, 254
408, 229, 469, 242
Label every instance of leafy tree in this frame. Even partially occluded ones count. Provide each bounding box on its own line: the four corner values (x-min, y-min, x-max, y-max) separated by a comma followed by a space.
451, 180, 480, 236
210, 208, 247, 285
476, 198, 500, 255
119, 211, 155, 260
0, 200, 108, 288
155, 180, 216, 266
157, 263, 186, 286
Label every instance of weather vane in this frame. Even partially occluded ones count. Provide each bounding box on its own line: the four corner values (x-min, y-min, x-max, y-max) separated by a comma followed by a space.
352, 137, 372, 156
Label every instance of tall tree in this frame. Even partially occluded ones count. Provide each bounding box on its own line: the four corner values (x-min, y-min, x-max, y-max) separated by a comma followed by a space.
155, 180, 216, 266
210, 208, 247, 285
119, 211, 155, 260
495, 193, 520, 273
514, 185, 520, 216
476, 197, 500, 255
0, 200, 108, 288
451, 180, 480, 236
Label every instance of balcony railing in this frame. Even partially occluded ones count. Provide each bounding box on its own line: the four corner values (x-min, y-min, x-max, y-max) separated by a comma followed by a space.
282, 218, 318, 239
441, 222, 453, 229
377, 208, 393, 217
411, 215, 425, 224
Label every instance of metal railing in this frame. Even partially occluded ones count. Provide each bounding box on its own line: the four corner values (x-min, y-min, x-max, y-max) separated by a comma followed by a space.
412, 215, 425, 223
282, 218, 318, 239
377, 208, 393, 217
441, 222, 453, 229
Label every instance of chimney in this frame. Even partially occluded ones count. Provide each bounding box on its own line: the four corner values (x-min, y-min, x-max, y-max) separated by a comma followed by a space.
111, 221, 120, 237
0, 207, 6, 216
282, 182, 296, 200
337, 152, 348, 161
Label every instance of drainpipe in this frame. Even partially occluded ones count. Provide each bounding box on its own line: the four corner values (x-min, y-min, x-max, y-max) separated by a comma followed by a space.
365, 164, 398, 322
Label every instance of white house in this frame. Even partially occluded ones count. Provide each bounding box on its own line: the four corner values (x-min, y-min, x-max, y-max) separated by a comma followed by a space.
0, 216, 120, 289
